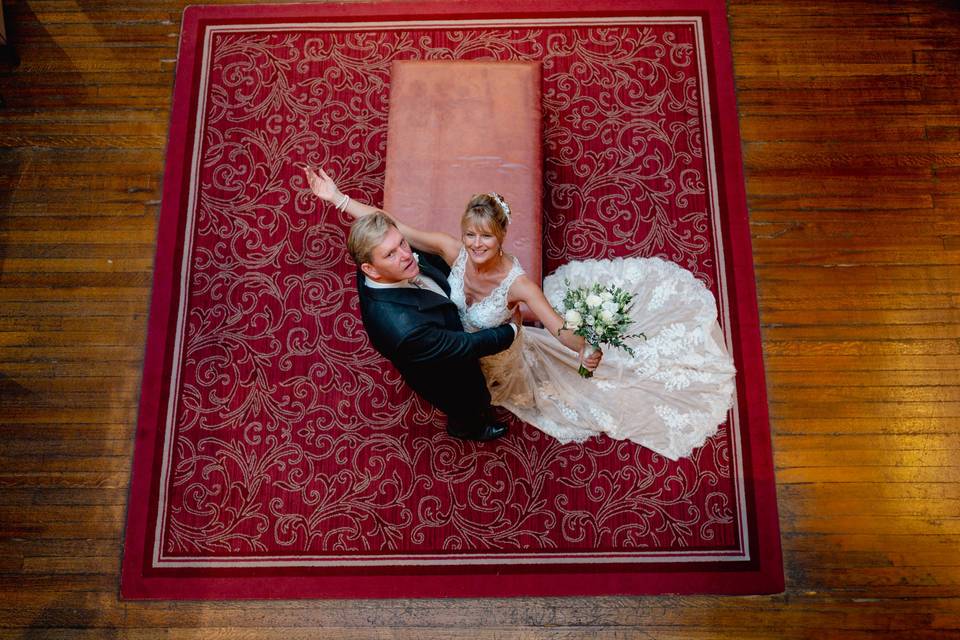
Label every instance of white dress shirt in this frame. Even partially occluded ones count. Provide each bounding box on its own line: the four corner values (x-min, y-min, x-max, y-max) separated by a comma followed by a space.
364, 274, 518, 337
363, 273, 445, 297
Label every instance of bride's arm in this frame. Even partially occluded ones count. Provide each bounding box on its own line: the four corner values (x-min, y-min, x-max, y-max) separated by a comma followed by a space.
509, 276, 603, 370
304, 166, 462, 265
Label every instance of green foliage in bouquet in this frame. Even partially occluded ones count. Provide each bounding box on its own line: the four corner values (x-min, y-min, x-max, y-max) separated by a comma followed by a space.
556, 280, 646, 359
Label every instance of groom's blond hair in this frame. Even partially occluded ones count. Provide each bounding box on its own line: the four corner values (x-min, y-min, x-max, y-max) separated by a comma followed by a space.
348, 211, 397, 266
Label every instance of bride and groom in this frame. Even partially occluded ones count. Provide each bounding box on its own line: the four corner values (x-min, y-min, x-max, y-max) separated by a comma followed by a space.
305, 167, 736, 460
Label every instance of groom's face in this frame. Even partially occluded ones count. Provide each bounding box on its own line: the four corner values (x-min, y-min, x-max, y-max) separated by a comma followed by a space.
361, 225, 420, 283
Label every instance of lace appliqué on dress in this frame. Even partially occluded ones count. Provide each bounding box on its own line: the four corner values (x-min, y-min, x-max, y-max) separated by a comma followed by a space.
448, 247, 525, 332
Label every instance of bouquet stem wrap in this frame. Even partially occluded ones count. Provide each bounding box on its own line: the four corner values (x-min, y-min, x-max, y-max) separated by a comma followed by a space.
579, 343, 600, 378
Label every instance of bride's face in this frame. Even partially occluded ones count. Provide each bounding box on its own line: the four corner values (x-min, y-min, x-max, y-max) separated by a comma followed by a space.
462, 222, 501, 267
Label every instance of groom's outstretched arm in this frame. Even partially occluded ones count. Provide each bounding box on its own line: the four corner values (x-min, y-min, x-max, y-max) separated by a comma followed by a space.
397, 323, 515, 366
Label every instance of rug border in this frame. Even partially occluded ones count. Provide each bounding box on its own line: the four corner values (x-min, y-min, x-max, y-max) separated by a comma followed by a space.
121, 0, 783, 599
156, 12, 751, 571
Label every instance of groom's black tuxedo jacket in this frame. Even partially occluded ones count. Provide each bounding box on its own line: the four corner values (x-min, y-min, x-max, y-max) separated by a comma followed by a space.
356, 251, 515, 421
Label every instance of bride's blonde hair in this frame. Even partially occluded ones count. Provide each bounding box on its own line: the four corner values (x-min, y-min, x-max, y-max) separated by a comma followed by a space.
462, 193, 510, 244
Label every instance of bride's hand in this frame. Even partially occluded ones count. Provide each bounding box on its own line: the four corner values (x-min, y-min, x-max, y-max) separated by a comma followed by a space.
304, 166, 341, 203
579, 343, 603, 371
509, 303, 523, 327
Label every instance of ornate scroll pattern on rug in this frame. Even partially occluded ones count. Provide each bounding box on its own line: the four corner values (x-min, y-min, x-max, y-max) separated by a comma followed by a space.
162, 24, 736, 559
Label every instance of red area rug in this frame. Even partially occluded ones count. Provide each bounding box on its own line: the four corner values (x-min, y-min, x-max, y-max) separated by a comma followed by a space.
122, 0, 782, 598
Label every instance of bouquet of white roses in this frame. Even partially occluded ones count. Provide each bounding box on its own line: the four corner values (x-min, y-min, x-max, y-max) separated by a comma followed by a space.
556, 280, 645, 378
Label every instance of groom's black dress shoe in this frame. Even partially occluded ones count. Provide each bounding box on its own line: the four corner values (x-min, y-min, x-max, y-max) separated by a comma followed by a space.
446, 422, 509, 442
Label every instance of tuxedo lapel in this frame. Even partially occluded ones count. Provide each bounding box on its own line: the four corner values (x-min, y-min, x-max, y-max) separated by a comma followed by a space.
356, 252, 455, 313
417, 259, 452, 297
360, 272, 454, 312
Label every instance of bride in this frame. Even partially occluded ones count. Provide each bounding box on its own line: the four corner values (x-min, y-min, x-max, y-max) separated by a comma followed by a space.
305, 167, 736, 460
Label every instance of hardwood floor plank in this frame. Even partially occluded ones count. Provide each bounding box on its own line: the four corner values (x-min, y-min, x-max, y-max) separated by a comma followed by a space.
768, 370, 960, 387
0, 471, 131, 489
771, 416, 960, 435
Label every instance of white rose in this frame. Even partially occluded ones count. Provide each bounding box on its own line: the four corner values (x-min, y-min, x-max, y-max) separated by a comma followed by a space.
586, 294, 603, 308
600, 309, 614, 323
601, 300, 619, 315
601, 290, 614, 301
564, 309, 583, 328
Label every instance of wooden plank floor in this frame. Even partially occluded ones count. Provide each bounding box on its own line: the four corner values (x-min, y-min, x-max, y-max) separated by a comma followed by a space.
1, 0, 959, 637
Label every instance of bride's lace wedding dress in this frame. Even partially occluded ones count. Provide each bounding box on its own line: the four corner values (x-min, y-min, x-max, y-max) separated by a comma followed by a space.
447, 248, 736, 460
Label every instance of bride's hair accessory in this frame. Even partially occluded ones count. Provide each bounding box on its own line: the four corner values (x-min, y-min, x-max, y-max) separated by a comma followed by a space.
488, 192, 511, 224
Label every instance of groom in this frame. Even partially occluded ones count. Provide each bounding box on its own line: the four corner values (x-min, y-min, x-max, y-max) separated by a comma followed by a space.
348, 212, 518, 441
